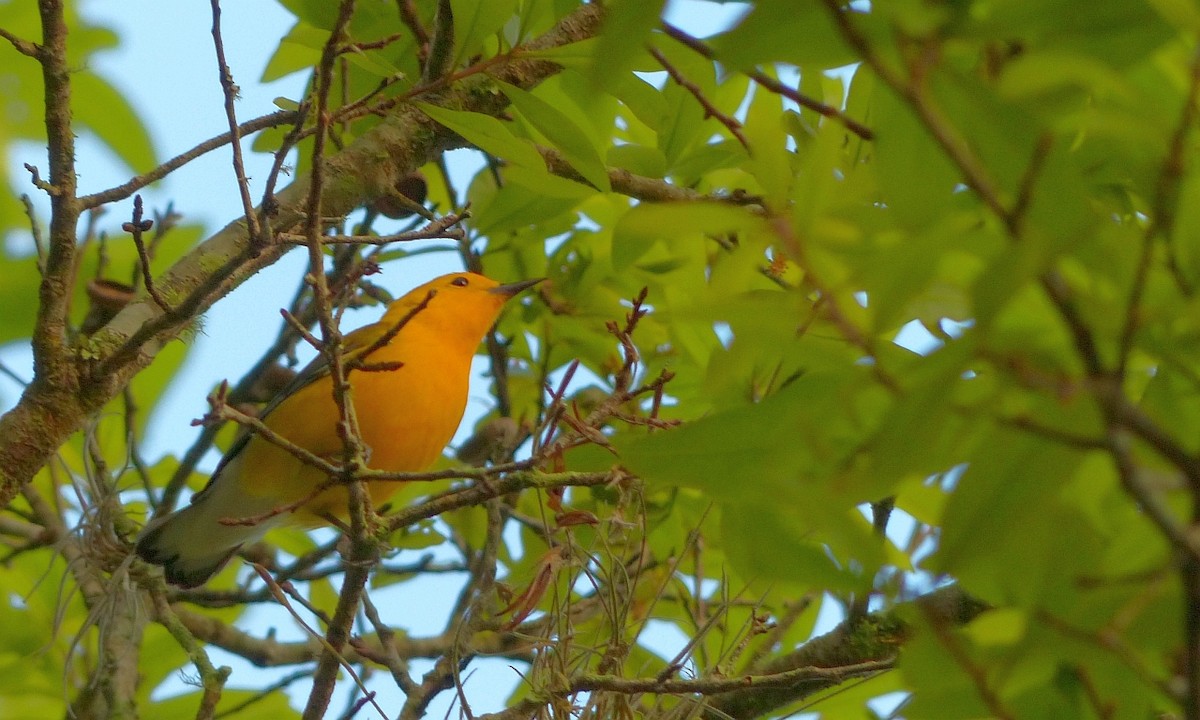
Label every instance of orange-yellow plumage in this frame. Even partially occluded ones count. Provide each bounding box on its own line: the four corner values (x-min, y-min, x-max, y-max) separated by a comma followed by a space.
136, 272, 540, 587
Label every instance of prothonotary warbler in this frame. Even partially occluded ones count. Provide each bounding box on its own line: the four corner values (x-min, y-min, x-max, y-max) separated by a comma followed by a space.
136, 272, 542, 587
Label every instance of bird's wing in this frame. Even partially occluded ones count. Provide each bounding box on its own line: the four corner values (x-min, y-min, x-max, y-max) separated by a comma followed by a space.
258, 321, 391, 417
189, 321, 389, 504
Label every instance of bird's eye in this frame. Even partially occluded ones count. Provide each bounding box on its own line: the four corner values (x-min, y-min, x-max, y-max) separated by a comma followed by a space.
451, 277, 469, 287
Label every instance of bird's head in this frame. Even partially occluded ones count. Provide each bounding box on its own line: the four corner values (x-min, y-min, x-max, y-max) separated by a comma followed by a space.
379, 272, 543, 351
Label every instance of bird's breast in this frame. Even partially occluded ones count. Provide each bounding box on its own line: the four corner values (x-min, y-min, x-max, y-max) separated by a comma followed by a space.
244, 336, 477, 520
351, 346, 472, 475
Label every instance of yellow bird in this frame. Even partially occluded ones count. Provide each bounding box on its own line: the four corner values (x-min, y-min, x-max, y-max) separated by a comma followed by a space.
136, 272, 541, 587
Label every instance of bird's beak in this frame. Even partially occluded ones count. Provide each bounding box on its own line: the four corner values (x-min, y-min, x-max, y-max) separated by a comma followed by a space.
491, 277, 545, 298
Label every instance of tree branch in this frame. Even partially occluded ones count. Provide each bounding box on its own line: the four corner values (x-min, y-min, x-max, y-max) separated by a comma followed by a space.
539, 146, 761, 206
78, 111, 297, 209
29, 0, 82, 413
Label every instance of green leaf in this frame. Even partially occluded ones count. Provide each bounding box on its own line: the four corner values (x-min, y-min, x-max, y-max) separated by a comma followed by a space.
0, 253, 41, 344
965, 607, 1028, 647
709, 1, 856, 70
505, 164, 595, 198
468, 165, 590, 235
850, 340, 979, 499
1140, 364, 1200, 455
587, 0, 664, 90
740, 78, 792, 209
612, 202, 766, 270
669, 140, 748, 184
451, 0, 519, 66
145, 690, 298, 720
73, 72, 157, 173
653, 41, 749, 171
390, 519, 446, 549
932, 430, 1090, 607
520, 37, 599, 68
1146, 0, 1200, 31
606, 143, 666, 178
869, 75, 961, 227
899, 611, 993, 719
978, 0, 1174, 68
495, 80, 611, 191
616, 375, 826, 504
415, 102, 544, 168
274, 0, 338, 28
720, 501, 862, 592
610, 74, 668, 132
263, 20, 324, 81
342, 44, 403, 78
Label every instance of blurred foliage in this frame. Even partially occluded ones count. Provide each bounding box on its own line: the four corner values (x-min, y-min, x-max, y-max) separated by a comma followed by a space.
2, 0, 1200, 717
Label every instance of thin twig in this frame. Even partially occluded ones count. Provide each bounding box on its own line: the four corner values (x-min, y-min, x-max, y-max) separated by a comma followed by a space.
1105, 428, 1200, 560
385, 470, 613, 533
278, 308, 326, 353
124, 195, 170, 313
1119, 48, 1200, 376
360, 593, 418, 693
0, 360, 29, 388
540, 146, 762, 205
79, 111, 297, 209
661, 21, 874, 141
156, 271, 319, 517
259, 98, 313, 230
521, 658, 895, 703
341, 290, 434, 377
193, 384, 340, 476
276, 211, 468, 245
1104, 389, 1200, 495
923, 605, 1015, 720
252, 566, 389, 719
398, 0, 431, 58
649, 46, 748, 149
147, 585, 232, 719
19, 194, 45, 266
346, 32, 406, 53
122, 385, 159, 502
1009, 133, 1054, 233
0, 26, 38, 56
1000, 415, 1106, 450
209, 0, 264, 243
214, 669, 314, 719
23, 162, 58, 195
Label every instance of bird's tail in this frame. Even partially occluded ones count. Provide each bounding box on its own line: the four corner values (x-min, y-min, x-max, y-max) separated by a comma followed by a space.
136, 456, 279, 587
135, 507, 242, 588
